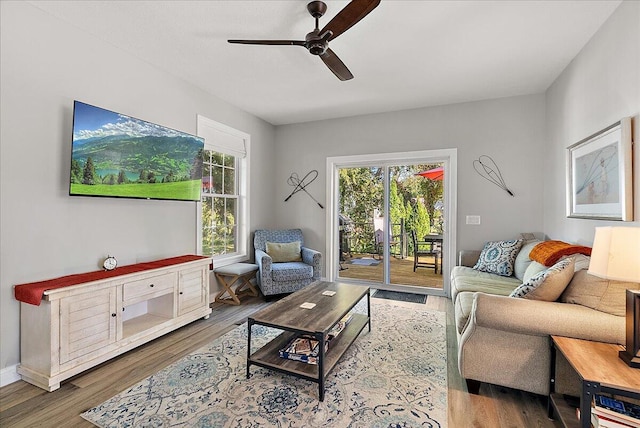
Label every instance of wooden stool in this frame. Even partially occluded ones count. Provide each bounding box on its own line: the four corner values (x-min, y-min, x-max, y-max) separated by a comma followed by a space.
214, 263, 259, 305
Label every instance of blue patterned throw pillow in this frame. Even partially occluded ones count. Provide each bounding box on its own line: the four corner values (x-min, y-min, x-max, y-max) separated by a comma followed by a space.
473, 239, 523, 277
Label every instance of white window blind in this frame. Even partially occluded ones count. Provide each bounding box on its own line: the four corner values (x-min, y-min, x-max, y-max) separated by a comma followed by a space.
197, 115, 246, 158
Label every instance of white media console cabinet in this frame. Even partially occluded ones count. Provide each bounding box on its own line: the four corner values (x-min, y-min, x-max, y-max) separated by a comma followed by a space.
15, 255, 212, 391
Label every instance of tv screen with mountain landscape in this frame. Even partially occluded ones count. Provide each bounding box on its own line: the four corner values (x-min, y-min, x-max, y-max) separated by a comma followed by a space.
69, 101, 204, 201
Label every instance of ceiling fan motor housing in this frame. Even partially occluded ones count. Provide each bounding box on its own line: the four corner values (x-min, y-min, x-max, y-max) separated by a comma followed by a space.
305, 30, 328, 55
306, 2, 328, 55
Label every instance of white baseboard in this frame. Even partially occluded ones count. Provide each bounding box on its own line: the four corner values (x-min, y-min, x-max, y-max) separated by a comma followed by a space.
1, 364, 21, 387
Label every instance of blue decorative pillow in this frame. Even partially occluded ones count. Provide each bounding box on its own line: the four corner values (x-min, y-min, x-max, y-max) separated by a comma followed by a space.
473, 239, 523, 277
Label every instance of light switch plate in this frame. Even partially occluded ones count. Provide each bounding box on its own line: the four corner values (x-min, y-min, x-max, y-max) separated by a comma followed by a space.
466, 215, 481, 225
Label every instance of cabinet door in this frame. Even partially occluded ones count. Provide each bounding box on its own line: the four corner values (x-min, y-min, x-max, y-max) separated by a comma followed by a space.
59, 287, 117, 364
178, 267, 207, 316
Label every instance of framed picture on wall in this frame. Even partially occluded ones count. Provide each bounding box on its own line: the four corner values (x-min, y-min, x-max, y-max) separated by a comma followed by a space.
566, 117, 633, 221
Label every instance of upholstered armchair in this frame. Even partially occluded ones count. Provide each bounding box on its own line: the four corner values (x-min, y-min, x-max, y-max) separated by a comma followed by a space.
253, 229, 322, 297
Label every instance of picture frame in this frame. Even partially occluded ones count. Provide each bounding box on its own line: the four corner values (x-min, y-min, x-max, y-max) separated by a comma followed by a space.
566, 117, 633, 221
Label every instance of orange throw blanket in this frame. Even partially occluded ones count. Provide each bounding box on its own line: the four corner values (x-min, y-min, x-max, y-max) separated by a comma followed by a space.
529, 241, 591, 267
14, 255, 211, 306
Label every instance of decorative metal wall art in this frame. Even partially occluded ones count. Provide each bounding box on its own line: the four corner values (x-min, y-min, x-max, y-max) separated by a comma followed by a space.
285, 170, 324, 209
473, 155, 514, 197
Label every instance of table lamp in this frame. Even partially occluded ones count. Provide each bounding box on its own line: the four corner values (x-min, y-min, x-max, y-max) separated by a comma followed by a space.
588, 226, 640, 368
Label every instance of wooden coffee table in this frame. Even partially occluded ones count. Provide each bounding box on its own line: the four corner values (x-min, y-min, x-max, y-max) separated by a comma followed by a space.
246, 281, 370, 401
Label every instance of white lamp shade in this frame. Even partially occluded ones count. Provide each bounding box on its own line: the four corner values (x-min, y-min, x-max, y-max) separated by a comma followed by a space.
588, 227, 640, 282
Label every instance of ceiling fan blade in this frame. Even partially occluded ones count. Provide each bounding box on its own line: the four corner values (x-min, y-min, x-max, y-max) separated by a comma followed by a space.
320, 0, 380, 41
320, 48, 353, 81
228, 39, 305, 46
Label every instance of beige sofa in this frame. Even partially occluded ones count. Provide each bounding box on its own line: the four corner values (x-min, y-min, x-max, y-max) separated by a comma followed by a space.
452, 239, 638, 396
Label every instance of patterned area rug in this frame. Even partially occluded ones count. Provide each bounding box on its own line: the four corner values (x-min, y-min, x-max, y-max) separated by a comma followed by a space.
81, 300, 447, 427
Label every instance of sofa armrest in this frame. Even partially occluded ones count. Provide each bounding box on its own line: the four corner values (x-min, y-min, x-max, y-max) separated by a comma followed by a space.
255, 249, 272, 269
458, 250, 481, 267
301, 246, 321, 263
471, 292, 624, 344
301, 247, 322, 280
255, 249, 273, 289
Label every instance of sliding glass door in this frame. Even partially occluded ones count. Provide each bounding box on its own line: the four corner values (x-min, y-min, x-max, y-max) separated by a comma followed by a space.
387, 164, 444, 289
337, 166, 384, 283
329, 150, 455, 296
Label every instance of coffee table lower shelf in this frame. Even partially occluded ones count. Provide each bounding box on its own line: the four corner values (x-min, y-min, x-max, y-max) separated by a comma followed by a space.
247, 313, 369, 400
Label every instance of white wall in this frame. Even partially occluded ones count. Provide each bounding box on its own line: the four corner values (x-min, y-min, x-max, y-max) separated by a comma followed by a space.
544, 0, 640, 244
274, 94, 546, 258
0, 2, 276, 376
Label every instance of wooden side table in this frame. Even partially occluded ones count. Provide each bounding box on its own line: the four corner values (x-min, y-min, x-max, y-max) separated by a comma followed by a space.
549, 335, 640, 428
214, 263, 259, 305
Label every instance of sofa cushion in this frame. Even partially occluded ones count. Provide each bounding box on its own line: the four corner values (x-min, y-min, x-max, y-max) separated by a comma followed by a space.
270, 262, 313, 281
473, 239, 523, 277
560, 270, 640, 316
513, 240, 542, 281
563, 253, 591, 272
510, 258, 574, 301
266, 241, 302, 262
451, 266, 520, 300
523, 261, 547, 283
454, 291, 476, 334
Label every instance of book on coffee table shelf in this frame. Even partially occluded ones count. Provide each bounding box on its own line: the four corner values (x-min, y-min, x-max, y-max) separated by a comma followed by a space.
328, 313, 353, 341
592, 413, 636, 428
580, 409, 636, 428
279, 335, 328, 365
279, 313, 354, 364
592, 394, 640, 427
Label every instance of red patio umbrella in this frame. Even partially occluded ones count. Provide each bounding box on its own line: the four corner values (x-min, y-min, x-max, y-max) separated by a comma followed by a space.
416, 166, 444, 180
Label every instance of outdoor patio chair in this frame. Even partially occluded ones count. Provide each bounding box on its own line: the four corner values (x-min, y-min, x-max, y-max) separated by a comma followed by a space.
411, 230, 440, 274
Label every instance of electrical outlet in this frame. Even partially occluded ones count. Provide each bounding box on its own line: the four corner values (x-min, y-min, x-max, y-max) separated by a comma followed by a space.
466, 215, 481, 225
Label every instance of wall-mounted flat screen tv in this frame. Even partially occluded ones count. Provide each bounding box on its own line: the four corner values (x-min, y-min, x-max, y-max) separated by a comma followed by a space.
69, 101, 204, 201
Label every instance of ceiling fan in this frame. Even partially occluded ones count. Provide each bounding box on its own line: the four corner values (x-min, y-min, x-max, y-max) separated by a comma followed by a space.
228, 0, 381, 81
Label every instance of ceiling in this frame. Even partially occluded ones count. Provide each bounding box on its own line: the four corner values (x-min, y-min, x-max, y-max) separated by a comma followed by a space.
29, 1, 621, 126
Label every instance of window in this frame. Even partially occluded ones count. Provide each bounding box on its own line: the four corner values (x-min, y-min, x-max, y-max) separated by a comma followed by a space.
201, 151, 237, 255
197, 116, 250, 265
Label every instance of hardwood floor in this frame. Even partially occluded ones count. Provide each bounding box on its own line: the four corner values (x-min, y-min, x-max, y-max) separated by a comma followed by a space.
0, 294, 560, 428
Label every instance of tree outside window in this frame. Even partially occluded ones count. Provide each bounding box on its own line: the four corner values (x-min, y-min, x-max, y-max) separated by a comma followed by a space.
338, 164, 443, 256
201, 150, 237, 256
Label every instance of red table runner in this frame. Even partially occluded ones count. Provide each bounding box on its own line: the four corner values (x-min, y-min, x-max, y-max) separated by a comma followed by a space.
14, 255, 211, 306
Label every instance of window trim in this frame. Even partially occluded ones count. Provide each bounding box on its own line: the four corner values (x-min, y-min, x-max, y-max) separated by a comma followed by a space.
196, 115, 250, 268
